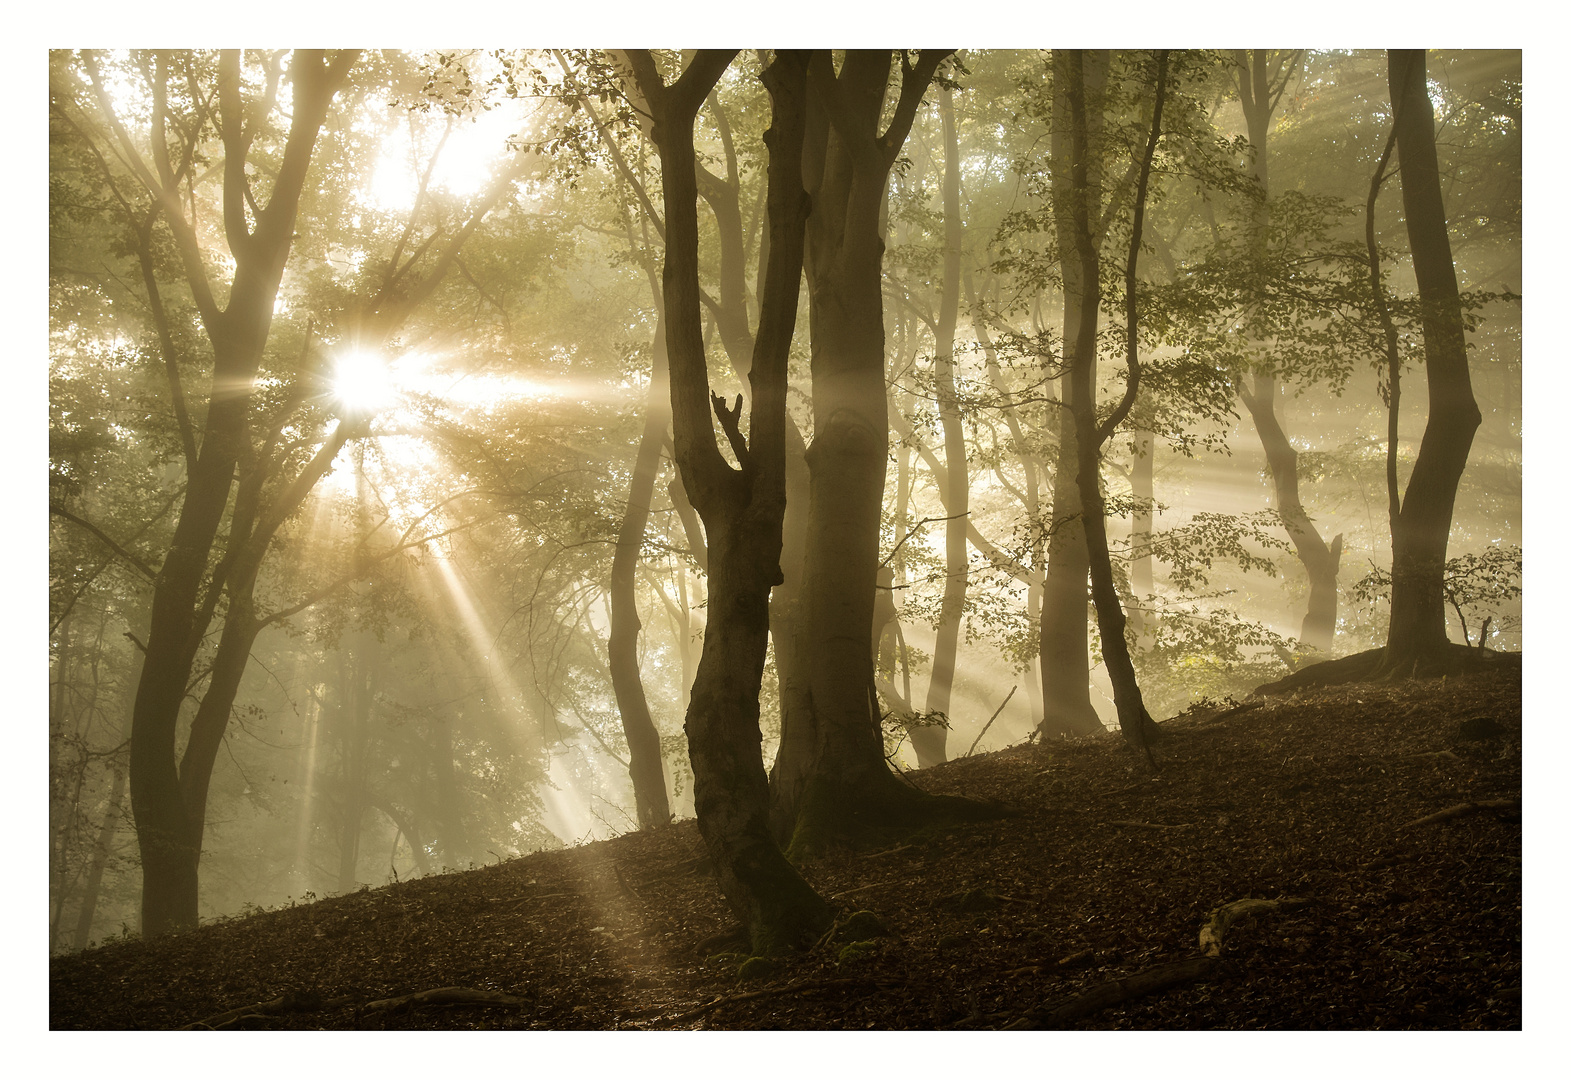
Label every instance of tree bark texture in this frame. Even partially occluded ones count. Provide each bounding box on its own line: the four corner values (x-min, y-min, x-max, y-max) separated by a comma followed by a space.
1381, 49, 1482, 672
632, 48, 831, 952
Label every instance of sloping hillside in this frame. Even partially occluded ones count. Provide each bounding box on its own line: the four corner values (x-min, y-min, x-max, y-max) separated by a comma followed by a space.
50, 667, 1521, 1030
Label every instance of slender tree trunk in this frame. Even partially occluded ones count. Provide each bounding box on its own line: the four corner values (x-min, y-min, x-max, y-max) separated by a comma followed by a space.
916, 84, 967, 768
1060, 49, 1165, 749
1381, 49, 1482, 673
1040, 50, 1109, 740
70, 753, 127, 951
1232, 50, 1341, 655
1238, 375, 1343, 650
1127, 423, 1155, 645
608, 309, 676, 827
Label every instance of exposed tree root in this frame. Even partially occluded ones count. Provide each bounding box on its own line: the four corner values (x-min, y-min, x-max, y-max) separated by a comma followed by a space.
1404, 799, 1519, 828
785, 768, 1008, 860
362, 987, 528, 1012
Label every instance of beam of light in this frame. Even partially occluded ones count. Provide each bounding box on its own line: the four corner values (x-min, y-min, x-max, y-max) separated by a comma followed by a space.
427, 553, 597, 841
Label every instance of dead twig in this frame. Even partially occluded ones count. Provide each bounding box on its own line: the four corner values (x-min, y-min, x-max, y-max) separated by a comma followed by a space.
362, 987, 528, 1012
1108, 820, 1194, 831
1008, 957, 1223, 1028
966, 685, 1017, 757
1404, 798, 1519, 828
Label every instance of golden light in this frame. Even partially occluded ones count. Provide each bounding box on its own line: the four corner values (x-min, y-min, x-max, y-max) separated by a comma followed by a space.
332, 350, 397, 414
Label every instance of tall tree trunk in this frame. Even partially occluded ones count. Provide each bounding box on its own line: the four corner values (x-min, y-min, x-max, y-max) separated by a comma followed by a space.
1059, 49, 1166, 749
1380, 49, 1482, 673
1233, 50, 1341, 654
630, 49, 831, 952
1040, 49, 1109, 740
607, 308, 676, 827
916, 84, 967, 768
120, 51, 357, 936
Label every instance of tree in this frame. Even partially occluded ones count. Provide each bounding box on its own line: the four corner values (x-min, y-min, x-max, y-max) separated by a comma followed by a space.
1232, 49, 1344, 654
1379, 49, 1484, 674
628, 49, 831, 952
1055, 49, 1167, 748
769, 50, 996, 851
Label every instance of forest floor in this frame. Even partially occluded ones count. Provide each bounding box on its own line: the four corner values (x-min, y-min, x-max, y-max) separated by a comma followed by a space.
49, 665, 1522, 1031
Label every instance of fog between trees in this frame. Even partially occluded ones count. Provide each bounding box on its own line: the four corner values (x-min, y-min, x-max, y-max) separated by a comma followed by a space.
48, 49, 1520, 949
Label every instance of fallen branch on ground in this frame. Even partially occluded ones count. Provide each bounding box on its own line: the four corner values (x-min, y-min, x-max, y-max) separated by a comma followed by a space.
1405, 799, 1519, 828
1397, 750, 1462, 763
182, 989, 347, 1030
1007, 957, 1223, 1028
362, 987, 528, 1012
668, 977, 891, 1024
1108, 820, 1194, 831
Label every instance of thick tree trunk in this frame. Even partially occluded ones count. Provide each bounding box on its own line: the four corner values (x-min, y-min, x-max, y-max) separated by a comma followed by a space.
632, 48, 831, 951
608, 312, 675, 827
1381, 49, 1482, 673
772, 51, 960, 840
917, 84, 967, 769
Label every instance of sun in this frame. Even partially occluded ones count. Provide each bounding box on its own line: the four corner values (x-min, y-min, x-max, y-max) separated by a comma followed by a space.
332, 350, 397, 415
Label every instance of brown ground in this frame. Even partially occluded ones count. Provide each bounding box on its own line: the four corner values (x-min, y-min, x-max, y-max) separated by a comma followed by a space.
49, 667, 1522, 1030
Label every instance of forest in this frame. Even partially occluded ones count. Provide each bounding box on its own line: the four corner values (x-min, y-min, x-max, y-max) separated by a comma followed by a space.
47, 47, 1522, 1029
